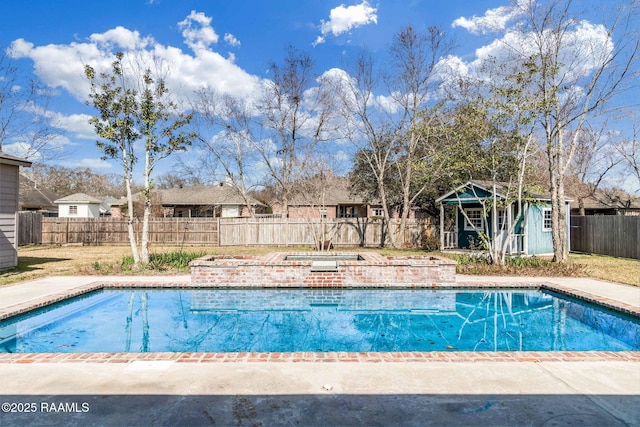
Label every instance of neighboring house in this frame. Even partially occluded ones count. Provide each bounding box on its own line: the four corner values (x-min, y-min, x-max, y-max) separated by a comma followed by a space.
271, 177, 426, 219
100, 196, 118, 217
19, 174, 60, 216
436, 180, 572, 256
0, 152, 32, 271
111, 184, 267, 218
569, 188, 640, 216
55, 193, 103, 218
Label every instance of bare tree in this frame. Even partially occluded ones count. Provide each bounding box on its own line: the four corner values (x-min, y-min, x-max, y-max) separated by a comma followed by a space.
568, 125, 620, 214
29, 164, 125, 197
289, 158, 337, 251
387, 25, 455, 245
614, 114, 640, 193
194, 47, 338, 218
510, 0, 639, 262
194, 90, 262, 218
258, 47, 338, 215
0, 47, 57, 160
335, 50, 405, 247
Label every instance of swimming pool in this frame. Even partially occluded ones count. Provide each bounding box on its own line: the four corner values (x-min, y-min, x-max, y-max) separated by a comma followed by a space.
1, 288, 638, 353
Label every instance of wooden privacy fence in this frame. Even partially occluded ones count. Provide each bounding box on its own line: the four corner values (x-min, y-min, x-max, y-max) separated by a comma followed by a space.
39, 217, 436, 248
570, 215, 640, 260
42, 217, 219, 246
17, 212, 42, 246
217, 217, 436, 248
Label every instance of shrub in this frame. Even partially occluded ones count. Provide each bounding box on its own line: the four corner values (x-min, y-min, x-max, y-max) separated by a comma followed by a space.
116, 250, 205, 273
148, 250, 206, 270
455, 254, 588, 277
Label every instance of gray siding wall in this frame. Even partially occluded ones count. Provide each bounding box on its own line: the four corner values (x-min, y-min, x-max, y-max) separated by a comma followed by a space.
0, 163, 19, 270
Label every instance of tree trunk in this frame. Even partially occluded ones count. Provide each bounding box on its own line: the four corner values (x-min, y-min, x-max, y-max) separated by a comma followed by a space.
378, 180, 394, 248
124, 157, 140, 265
140, 151, 151, 264
549, 165, 569, 262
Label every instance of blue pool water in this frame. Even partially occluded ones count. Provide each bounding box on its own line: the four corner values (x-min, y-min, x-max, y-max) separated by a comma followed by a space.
0, 288, 638, 353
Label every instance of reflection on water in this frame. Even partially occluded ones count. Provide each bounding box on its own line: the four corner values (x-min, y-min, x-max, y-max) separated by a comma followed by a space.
1, 289, 638, 353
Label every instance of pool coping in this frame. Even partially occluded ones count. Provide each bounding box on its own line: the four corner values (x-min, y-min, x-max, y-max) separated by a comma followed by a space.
0, 279, 638, 364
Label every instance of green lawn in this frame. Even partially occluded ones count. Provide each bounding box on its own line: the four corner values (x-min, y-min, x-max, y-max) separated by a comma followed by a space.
1, 245, 638, 287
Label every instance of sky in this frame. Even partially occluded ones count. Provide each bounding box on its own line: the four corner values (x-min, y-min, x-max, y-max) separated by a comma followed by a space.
1, 0, 638, 191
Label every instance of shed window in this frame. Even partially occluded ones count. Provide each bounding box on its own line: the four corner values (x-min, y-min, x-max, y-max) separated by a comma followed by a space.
371, 208, 384, 217
464, 208, 484, 231
542, 208, 552, 231
69, 205, 78, 216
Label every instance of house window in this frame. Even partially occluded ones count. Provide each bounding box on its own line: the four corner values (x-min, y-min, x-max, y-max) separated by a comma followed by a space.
338, 206, 358, 218
319, 208, 327, 218
372, 208, 384, 217
69, 205, 78, 216
463, 208, 483, 231
543, 208, 552, 231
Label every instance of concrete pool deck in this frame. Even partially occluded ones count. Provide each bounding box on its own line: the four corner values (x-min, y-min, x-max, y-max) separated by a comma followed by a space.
0, 275, 638, 426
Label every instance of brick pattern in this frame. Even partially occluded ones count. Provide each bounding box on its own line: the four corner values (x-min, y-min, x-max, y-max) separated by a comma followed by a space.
190, 252, 457, 288
0, 350, 637, 364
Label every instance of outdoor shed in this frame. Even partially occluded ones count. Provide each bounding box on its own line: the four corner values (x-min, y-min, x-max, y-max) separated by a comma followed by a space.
0, 152, 32, 271
436, 181, 572, 256
55, 193, 102, 218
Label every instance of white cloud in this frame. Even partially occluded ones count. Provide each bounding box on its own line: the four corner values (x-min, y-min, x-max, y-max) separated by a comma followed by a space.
9, 38, 107, 100
8, 11, 263, 105
52, 113, 96, 140
449, 3, 615, 96
468, 21, 613, 82
89, 26, 153, 50
6, 38, 33, 57
178, 10, 219, 51
334, 149, 350, 163
452, 0, 526, 35
224, 33, 241, 47
374, 93, 402, 115
2, 132, 71, 160
60, 158, 113, 169
21, 102, 96, 140
313, 36, 326, 47
315, 1, 377, 45
2, 141, 44, 161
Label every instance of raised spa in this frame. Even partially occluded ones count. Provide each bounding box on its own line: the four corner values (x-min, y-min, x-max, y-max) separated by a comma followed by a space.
190, 252, 457, 287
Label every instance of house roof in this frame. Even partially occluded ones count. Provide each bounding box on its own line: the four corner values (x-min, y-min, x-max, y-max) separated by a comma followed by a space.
0, 151, 32, 167
570, 188, 640, 211
100, 196, 119, 214
55, 193, 103, 204
19, 174, 60, 211
436, 180, 566, 204
119, 185, 266, 207
283, 177, 367, 206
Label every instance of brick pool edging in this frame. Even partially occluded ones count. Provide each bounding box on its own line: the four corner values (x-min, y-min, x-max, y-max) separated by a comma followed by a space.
0, 279, 638, 364
1, 350, 638, 364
